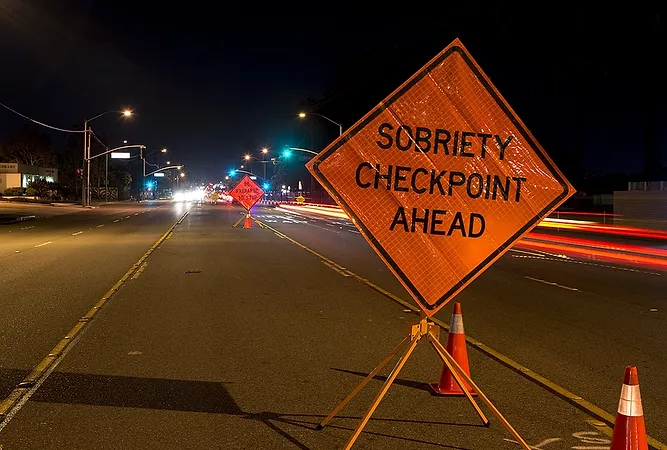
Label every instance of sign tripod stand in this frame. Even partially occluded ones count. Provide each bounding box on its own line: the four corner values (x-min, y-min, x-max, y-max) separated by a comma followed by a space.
229, 174, 265, 228
317, 314, 531, 450
232, 210, 263, 228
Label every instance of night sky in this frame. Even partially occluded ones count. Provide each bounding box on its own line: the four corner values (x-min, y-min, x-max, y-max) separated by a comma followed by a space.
0, 3, 664, 191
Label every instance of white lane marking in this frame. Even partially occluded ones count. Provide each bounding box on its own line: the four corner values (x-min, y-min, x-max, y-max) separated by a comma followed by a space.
511, 254, 661, 276
113, 219, 120, 223
509, 248, 549, 257
124, 216, 131, 219
35, 241, 52, 248
525, 276, 579, 291
96, 224, 104, 228
71, 231, 83, 236
504, 437, 562, 449
134, 213, 139, 215
348, 229, 360, 234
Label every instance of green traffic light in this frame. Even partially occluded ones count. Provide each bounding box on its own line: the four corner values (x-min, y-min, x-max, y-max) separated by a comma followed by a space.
282, 149, 291, 158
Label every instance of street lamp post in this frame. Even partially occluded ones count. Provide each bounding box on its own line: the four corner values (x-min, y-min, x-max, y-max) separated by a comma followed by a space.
105, 139, 128, 203
261, 147, 269, 180
298, 112, 342, 136
86, 144, 143, 200
285, 147, 318, 156
140, 148, 167, 199
82, 109, 132, 206
245, 148, 270, 178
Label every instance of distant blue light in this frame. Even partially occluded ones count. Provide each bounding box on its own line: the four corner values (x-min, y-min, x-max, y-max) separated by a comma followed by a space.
262, 183, 270, 190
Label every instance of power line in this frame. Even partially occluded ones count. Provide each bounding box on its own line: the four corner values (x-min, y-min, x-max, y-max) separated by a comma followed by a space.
0, 102, 84, 133
89, 131, 109, 150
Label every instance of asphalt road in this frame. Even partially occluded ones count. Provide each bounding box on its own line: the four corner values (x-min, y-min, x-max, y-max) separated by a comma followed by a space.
0, 203, 641, 449
0, 200, 187, 401
252, 205, 667, 445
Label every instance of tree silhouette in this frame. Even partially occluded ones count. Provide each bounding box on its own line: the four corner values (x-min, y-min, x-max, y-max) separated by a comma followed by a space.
0, 125, 56, 167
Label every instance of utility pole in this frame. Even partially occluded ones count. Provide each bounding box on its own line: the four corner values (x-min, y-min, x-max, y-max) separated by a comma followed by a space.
86, 127, 92, 206
105, 151, 109, 203
82, 121, 87, 206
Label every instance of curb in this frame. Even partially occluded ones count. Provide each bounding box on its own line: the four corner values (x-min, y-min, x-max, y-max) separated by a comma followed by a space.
0, 215, 36, 225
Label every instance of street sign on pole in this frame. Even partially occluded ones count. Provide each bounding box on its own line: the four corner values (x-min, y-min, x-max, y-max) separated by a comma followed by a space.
153, 172, 165, 177
229, 174, 265, 211
307, 38, 574, 318
110, 152, 131, 159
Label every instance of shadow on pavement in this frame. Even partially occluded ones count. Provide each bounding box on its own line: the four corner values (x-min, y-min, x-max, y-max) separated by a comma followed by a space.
0, 368, 31, 399
25, 370, 481, 449
30, 371, 242, 414
331, 367, 433, 394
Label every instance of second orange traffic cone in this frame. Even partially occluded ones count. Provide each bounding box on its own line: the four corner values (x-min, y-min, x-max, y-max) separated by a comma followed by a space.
243, 213, 253, 229
610, 366, 648, 450
430, 302, 476, 396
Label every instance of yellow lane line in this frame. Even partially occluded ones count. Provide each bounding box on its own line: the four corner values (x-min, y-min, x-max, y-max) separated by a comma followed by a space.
0, 210, 190, 427
130, 262, 149, 280
256, 219, 666, 450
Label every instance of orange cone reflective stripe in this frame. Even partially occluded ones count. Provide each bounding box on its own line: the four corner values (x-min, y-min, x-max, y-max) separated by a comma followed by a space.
610, 366, 648, 450
430, 302, 476, 396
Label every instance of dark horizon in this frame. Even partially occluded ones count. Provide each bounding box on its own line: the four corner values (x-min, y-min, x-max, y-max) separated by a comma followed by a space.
0, 4, 664, 193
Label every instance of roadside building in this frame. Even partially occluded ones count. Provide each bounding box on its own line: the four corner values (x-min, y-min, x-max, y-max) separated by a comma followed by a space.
0, 163, 58, 192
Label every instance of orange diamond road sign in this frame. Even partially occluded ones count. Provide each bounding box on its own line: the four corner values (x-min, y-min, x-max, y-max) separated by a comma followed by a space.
307, 39, 574, 317
230, 175, 264, 211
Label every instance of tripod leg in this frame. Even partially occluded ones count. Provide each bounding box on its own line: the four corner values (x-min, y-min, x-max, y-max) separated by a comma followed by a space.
343, 335, 420, 450
430, 337, 531, 450
428, 333, 489, 426
318, 335, 410, 429
232, 215, 245, 228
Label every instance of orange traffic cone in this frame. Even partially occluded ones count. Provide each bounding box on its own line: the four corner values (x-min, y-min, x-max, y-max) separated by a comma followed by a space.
430, 302, 476, 396
243, 213, 253, 229
610, 366, 648, 450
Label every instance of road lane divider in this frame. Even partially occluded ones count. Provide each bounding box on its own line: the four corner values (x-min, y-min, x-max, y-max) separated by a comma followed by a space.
525, 276, 579, 291
34, 241, 51, 248
256, 219, 666, 450
0, 209, 190, 428
130, 262, 149, 280
72, 231, 83, 236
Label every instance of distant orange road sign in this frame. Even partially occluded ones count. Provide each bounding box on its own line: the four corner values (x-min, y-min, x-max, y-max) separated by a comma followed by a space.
307, 39, 574, 317
230, 175, 264, 211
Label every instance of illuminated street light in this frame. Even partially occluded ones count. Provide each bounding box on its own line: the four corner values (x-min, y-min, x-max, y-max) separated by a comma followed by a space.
166, 160, 171, 165
244, 154, 251, 161
261, 147, 268, 154
298, 112, 342, 136
180, 173, 185, 177
82, 108, 133, 206
161, 148, 167, 153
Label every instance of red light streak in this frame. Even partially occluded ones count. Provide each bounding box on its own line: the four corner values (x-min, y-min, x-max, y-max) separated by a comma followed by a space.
516, 240, 667, 269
